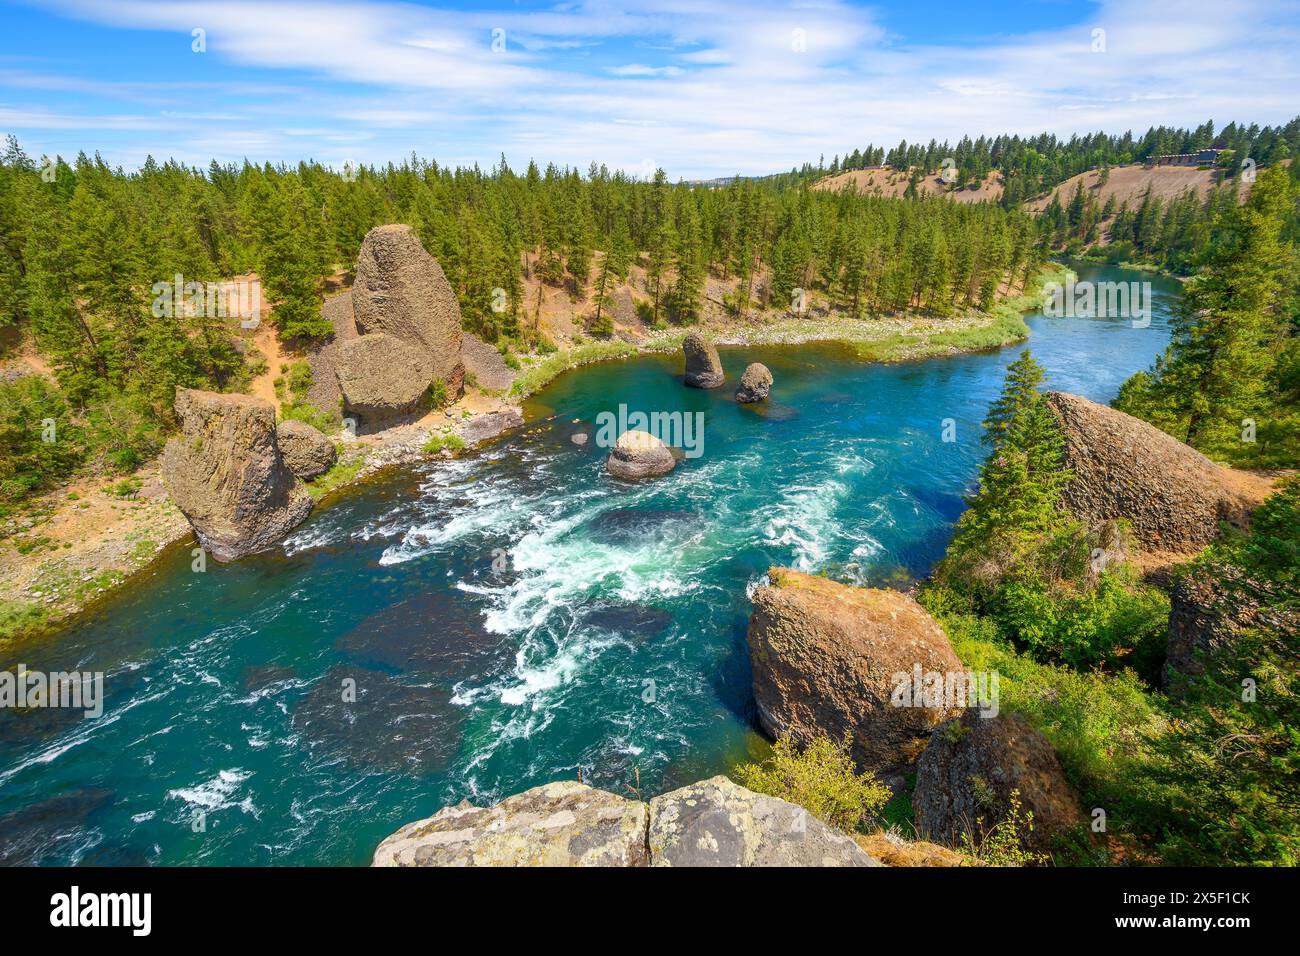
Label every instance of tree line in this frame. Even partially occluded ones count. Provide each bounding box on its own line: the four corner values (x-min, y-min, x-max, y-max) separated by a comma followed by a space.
0, 137, 1038, 510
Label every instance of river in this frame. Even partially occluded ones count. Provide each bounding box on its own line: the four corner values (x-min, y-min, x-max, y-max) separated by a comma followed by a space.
0, 261, 1179, 865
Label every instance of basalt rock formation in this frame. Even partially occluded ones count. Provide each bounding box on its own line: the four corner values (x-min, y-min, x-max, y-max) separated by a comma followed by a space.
1045, 391, 1272, 552
372, 781, 649, 867
162, 389, 312, 562
736, 362, 773, 403
647, 776, 879, 867
352, 223, 465, 399
605, 429, 676, 480
683, 331, 725, 388
913, 710, 1084, 855
334, 333, 433, 427
275, 419, 336, 480
372, 776, 880, 867
747, 567, 966, 774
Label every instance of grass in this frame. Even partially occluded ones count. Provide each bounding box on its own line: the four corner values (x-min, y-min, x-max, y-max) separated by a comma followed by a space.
0, 599, 50, 649
302, 453, 365, 501
422, 431, 466, 455
509, 339, 640, 398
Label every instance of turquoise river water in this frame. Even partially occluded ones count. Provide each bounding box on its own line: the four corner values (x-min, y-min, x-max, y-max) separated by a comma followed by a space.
0, 262, 1178, 865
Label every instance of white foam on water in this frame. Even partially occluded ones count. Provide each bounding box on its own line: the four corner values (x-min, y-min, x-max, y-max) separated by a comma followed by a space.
165, 768, 252, 813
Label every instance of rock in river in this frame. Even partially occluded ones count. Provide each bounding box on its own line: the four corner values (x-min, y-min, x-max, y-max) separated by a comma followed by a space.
605, 429, 676, 480
162, 388, 312, 561
683, 331, 724, 388
735, 362, 773, 403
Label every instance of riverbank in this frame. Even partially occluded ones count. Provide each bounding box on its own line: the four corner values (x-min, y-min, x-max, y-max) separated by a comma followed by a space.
0, 263, 1070, 649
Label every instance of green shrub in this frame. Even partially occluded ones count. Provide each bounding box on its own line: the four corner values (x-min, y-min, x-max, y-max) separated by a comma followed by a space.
422, 431, 465, 455
0, 376, 84, 508
734, 733, 891, 834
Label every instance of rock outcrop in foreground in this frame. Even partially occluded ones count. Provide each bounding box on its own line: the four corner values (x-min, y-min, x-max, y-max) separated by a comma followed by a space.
648, 776, 878, 867
913, 711, 1083, 855
747, 568, 966, 773
1045, 392, 1272, 552
736, 362, 773, 403
605, 429, 676, 480
373, 776, 879, 867
275, 419, 336, 480
162, 389, 312, 561
682, 331, 724, 388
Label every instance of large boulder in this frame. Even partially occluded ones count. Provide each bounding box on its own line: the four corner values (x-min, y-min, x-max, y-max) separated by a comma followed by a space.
372, 781, 648, 867
735, 362, 773, 403
275, 419, 336, 480
352, 223, 464, 400
334, 333, 432, 427
1045, 392, 1272, 552
162, 389, 312, 562
913, 711, 1083, 856
683, 331, 724, 388
748, 568, 967, 773
1165, 563, 1299, 694
647, 776, 880, 867
605, 429, 676, 480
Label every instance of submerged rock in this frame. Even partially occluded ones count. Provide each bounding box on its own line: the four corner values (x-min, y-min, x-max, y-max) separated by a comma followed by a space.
747, 567, 965, 773
334, 332, 432, 427
913, 710, 1083, 856
352, 223, 465, 401
605, 429, 676, 480
372, 781, 649, 867
735, 362, 773, 403
648, 776, 881, 867
162, 389, 312, 561
1045, 391, 1272, 552
275, 419, 336, 480
682, 331, 724, 388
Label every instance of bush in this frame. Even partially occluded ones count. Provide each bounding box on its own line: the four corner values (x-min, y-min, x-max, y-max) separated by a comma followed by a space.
422, 431, 465, 455
734, 734, 891, 834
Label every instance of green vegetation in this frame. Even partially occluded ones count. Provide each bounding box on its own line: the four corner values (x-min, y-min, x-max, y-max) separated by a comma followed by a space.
0, 599, 50, 648
422, 431, 466, 455
734, 733, 891, 834
934, 350, 1169, 675
301, 454, 363, 501
959, 789, 1048, 867
510, 339, 640, 398
1114, 165, 1300, 466
275, 360, 336, 432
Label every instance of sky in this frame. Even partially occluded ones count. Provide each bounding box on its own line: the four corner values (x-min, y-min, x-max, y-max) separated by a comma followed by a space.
1, 0, 1298, 179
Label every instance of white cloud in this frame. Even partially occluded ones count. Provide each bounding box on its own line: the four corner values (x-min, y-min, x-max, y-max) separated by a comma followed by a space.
10, 0, 1300, 177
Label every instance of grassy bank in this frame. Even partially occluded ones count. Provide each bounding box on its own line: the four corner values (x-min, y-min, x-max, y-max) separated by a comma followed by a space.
510, 264, 1070, 397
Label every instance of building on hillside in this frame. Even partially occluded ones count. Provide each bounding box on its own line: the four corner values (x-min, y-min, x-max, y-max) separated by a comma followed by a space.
1151, 148, 1225, 167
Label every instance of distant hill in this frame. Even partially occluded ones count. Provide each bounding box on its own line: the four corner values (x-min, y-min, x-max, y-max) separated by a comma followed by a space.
813, 162, 1250, 214
812, 167, 1003, 203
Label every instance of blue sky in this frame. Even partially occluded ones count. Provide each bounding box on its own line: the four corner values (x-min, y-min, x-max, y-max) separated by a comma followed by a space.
2, 0, 1298, 178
